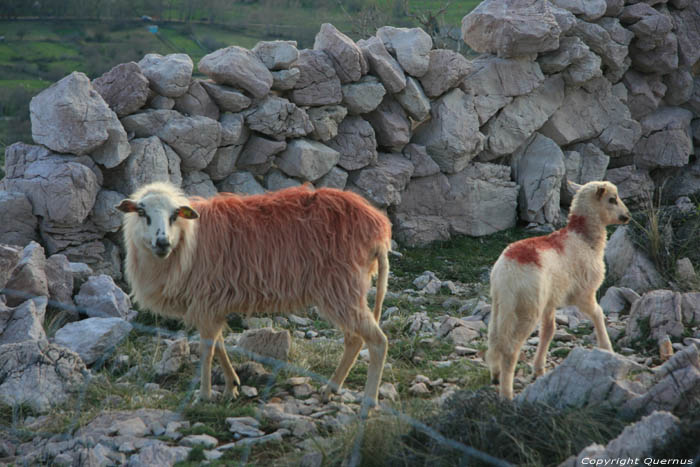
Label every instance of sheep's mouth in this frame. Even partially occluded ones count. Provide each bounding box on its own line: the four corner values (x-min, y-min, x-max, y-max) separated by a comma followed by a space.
153, 246, 171, 258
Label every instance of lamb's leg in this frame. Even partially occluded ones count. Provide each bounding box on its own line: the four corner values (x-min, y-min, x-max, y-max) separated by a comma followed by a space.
321, 332, 364, 402
533, 308, 556, 378
576, 294, 613, 352
215, 333, 240, 399
356, 314, 388, 417
198, 326, 217, 401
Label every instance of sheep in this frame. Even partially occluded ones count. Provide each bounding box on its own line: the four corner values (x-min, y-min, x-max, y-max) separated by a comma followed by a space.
486, 181, 631, 400
117, 182, 391, 410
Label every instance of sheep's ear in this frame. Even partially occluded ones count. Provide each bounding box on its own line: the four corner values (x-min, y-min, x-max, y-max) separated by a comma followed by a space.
178, 206, 199, 220
596, 185, 606, 200
116, 199, 138, 213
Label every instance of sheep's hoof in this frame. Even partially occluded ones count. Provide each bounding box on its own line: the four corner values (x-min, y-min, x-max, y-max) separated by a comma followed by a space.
359, 397, 378, 419
195, 388, 219, 403
320, 384, 338, 403
222, 385, 239, 400
534, 368, 545, 379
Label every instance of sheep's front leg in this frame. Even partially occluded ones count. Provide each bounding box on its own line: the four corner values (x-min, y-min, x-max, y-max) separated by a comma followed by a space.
198, 327, 217, 401
575, 294, 613, 352
215, 333, 240, 399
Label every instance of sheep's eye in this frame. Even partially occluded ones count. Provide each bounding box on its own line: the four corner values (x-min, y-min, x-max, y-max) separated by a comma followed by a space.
137, 208, 146, 217
170, 210, 179, 224
609, 197, 617, 205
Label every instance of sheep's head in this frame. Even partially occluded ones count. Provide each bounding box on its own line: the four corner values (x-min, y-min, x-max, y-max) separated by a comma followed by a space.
572, 181, 630, 226
117, 186, 198, 259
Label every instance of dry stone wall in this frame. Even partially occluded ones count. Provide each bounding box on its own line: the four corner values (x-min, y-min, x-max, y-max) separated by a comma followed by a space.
1, 0, 699, 277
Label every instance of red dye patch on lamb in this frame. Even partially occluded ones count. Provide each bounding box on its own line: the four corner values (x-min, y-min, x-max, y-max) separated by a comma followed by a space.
502, 217, 588, 266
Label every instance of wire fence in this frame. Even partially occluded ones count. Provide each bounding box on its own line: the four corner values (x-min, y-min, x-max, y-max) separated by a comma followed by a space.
0, 287, 512, 466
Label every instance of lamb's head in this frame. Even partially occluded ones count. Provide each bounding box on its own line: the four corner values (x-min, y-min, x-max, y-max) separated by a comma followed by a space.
116, 183, 198, 259
571, 181, 631, 226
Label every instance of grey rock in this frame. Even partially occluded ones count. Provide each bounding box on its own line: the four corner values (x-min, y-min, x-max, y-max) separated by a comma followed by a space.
394, 76, 430, 121
512, 133, 566, 224
218, 112, 248, 147
550, 5, 577, 33
149, 94, 175, 110
90, 189, 125, 233
418, 49, 471, 98
264, 169, 301, 191
226, 417, 263, 438
341, 75, 385, 115
663, 68, 693, 106
623, 70, 666, 120
376, 26, 433, 77
538, 36, 601, 85
365, 94, 411, 151
0, 244, 22, 292
4, 242, 48, 307
127, 443, 190, 467
198, 46, 272, 98
485, 74, 565, 156
252, 40, 299, 70
472, 95, 513, 126
550, 0, 606, 21
290, 50, 342, 106
463, 55, 545, 98
629, 31, 678, 75
237, 328, 291, 361
138, 53, 193, 98
271, 68, 301, 91
604, 225, 664, 293
92, 62, 150, 117
276, 139, 340, 182
326, 116, 377, 171
54, 317, 132, 365
517, 347, 646, 408
45, 254, 74, 309
564, 143, 609, 185
571, 19, 631, 83
174, 80, 220, 120
238, 135, 286, 175
413, 89, 485, 173
68, 262, 93, 293
633, 107, 693, 170
604, 166, 653, 207
403, 144, 440, 178
307, 105, 347, 142
199, 81, 252, 113
181, 434, 218, 449
75, 274, 131, 320
664, 156, 700, 202
670, 3, 700, 67
205, 145, 243, 182
461, 0, 561, 58
0, 191, 38, 246
313, 23, 366, 83
348, 152, 414, 207
217, 172, 265, 196
154, 338, 189, 376
0, 298, 47, 345
163, 143, 183, 187
600, 286, 640, 314
623, 291, 684, 345
316, 167, 348, 189
182, 171, 217, 198
0, 339, 86, 412
106, 136, 170, 195
357, 37, 406, 93
244, 96, 312, 140
603, 0, 624, 16
30, 72, 129, 168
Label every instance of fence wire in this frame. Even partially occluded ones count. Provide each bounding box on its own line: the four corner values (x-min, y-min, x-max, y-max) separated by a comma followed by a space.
0, 287, 511, 466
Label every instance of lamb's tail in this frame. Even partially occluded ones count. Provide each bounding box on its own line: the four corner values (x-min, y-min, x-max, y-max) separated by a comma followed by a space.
372, 245, 389, 323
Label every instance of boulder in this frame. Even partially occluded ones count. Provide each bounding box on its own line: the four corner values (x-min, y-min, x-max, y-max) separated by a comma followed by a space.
264, 169, 301, 191
276, 139, 339, 182
633, 107, 693, 170
418, 49, 471, 98
182, 171, 217, 198
4, 242, 48, 307
316, 167, 348, 189
485, 74, 565, 157
198, 46, 272, 98
237, 328, 291, 361
128, 443, 190, 466
537, 36, 601, 85
403, 144, 440, 178
622, 70, 666, 120
663, 68, 693, 106
348, 153, 414, 207
629, 31, 678, 75
341, 75, 385, 115
271, 68, 301, 91
290, 49, 342, 106
461, 0, 561, 58
244, 96, 312, 140
604, 225, 664, 293
599, 286, 640, 314
218, 112, 248, 147
463, 55, 545, 98
550, 5, 577, 33
357, 36, 406, 94
154, 338, 189, 376
204, 145, 243, 182
45, 254, 74, 309
564, 143, 609, 185
30, 72, 129, 168
0, 339, 86, 412
517, 347, 646, 408
604, 166, 653, 207
237, 135, 286, 175
570, 18, 631, 83
150, 94, 175, 110
217, 171, 265, 196
670, 3, 700, 67
663, 156, 700, 201
138, 53, 193, 98
365, 94, 411, 152
92, 61, 149, 117
511, 133, 566, 224
412, 89, 485, 173
0, 244, 22, 292
307, 105, 347, 142
75, 274, 131, 320
326, 116, 377, 171
0, 298, 47, 345
376, 26, 432, 77
252, 40, 299, 70
550, 0, 606, 21
313, 23, 366, 83
54, 317, 133, 365
173, 80, 220, 120
392, 164, 518, 245
199, 81, 252, 113
0, 191, 38, 246
394, 76, 430, 121
163, 143, 183, 187
105, 137, 170, 195
623, 290, 684, 346
89, 189, 124, 234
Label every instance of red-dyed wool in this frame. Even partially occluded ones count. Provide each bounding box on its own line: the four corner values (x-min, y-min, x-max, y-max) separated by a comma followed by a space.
503, 215, 588, 267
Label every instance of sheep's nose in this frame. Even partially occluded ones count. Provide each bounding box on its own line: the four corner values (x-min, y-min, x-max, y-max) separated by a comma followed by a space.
156, 237, 170, 249
619, 214, 630, 223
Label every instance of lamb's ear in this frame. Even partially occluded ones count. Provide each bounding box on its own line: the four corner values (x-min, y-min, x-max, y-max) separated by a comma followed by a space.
178, 206, 199, 220
116, 199, 138, 213
596, 185, 606, 200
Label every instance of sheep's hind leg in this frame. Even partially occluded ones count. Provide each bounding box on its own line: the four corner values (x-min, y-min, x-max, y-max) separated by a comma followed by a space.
215, 333, 240, 399
198, 326, 217, 402
533, 307, 555, 378
321, 332, 364, 403
356, 314, 388, 417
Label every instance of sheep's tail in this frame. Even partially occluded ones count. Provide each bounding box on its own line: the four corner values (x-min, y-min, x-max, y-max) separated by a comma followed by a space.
373, 245, 389, 323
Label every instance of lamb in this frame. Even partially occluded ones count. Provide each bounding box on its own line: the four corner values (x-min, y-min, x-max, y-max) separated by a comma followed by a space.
117, 182, 391, 410
486, 181, 631, 400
